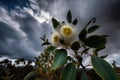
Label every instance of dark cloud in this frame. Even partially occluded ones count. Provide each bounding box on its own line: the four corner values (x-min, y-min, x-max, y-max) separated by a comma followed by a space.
0, 21, 22, 56
107, 1, 120, 21
0, 7, 52, 60
0, 21, 20, 42
0, 0, 120, 62
0, 0, 31, 11
0, 20, 36, 59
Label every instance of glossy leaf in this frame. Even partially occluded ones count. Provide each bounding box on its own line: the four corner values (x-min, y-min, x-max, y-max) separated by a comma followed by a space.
85, 35, 106, 48
84, 17, 96, 28
79, 28, 87, 42
100, 55, 108, 59
41, 42, 50, 46
71, 41, 80, 51
23, 71, 40, 80
51, 49, 67, 70
67, 10, 72, 23
72, 18, 78, 25
95, 46, 105, 52
91, 56, 119, 80
52, 18, 59, 28
81, 72, 89, 80
61, 63, 77, 80
88, 25, 100, 33
45, 46, 56, 53
41, 39, 50, 46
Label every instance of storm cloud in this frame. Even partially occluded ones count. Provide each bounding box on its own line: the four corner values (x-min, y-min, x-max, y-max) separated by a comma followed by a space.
0, 0, 120, 63
0, 6, 51, 60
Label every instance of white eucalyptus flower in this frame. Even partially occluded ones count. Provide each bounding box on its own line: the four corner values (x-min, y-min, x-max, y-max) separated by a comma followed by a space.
51, 32, 61, 47
60, 24, 76, 44
60, 24, 74, 37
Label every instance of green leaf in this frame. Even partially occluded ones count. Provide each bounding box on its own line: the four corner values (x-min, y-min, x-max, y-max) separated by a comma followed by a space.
45, 46, 56, 53
61, 63, 77, 80
95, 46, 105, 52
59, 39, 66, 45
85, 35, 107, 48
81, 72, 89, 80
72, 18, 78, 25
84, 17, 96, 28
51, 49, 67, 70
40, 35, 46, 41
52, 18, 59, 28
67, 10, 72, 23
41, 39, 50, 46
100, 55, 108, 59
71, 41, 80, 51
91, 56, 119, 80
41, 42, 50, 46
79, 28, 87, 42
101, 35, 108, 38
23, 71, 39, 80
88, 25, 100, 33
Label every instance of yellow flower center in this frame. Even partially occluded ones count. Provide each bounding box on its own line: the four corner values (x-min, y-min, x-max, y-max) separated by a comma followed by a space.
63, 27, 72, 36
53, 35, 59, 43
61, 25, 74, 37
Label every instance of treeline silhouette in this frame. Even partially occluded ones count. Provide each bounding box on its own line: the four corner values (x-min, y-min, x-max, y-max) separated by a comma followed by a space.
0, 58, 34, 80
0, 58, 120, 80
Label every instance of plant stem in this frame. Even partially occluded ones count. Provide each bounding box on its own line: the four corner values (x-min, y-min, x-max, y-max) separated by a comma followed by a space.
74, 51, 86, 72
80, 63, 86, 72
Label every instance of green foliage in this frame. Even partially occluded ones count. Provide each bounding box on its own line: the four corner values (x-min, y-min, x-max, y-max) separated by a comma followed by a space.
95, 46, 105, 52
85, 35, 107, 48
60, 63, 77, 80
34, 47, 54, 68
91, 56, 119, 80
23, 71, 40, 80
51, 49, 67, 70
33, 47, 60, 80
41, 41, 50, 46
40, 35, 50, 46
84, 17, 96, 28
45, 46, 56, 53
24, 10, 119, 80
1, 69, 14, 80
79, 28, 87, 42
72, 18, 78, 25
52, 18, 60, 28
100, 55, 108, 59
67, 10, 72, 23
81, 72, 89, 80
71, 41, 80, 51
88, 25, 100, 33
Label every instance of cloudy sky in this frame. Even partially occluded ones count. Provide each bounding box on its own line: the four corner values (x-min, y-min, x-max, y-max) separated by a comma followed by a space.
0, 0, 120, 65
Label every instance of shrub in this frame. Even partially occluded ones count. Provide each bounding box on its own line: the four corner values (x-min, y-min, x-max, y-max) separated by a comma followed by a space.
24, 10, 119, 80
